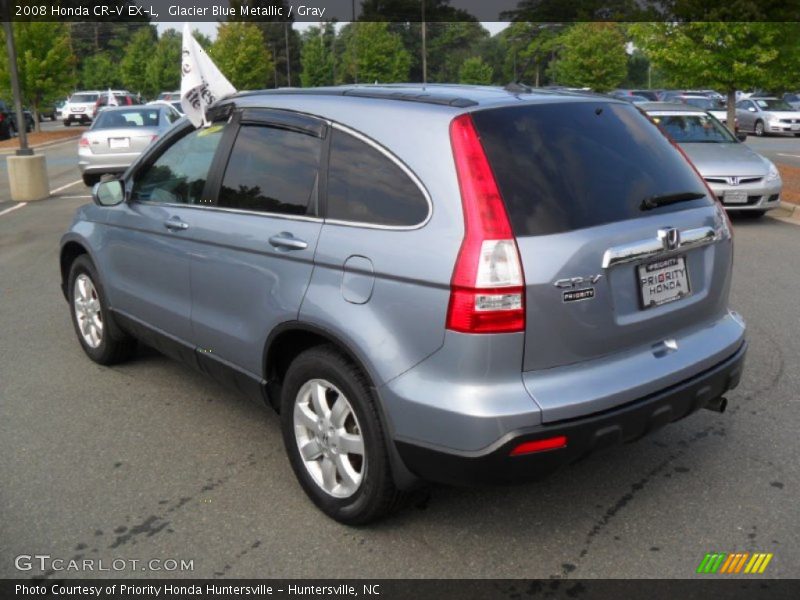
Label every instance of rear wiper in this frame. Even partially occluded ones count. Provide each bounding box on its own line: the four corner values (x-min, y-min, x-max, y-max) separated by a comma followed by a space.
640, 191, 706, 211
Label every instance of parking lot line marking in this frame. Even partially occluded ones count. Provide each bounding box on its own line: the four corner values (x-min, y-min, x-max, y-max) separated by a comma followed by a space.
59, 195, 91, 199
50, 179, 82, 195
777, 153, 800, 158
0, 202, 27, 217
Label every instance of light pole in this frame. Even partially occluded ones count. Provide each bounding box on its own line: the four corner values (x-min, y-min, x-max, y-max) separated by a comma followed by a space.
3, 21, 31, 156
421, 0, 427, 86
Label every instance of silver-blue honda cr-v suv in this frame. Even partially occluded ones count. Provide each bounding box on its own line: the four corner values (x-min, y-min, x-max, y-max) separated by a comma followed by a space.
60, 85, 747, 524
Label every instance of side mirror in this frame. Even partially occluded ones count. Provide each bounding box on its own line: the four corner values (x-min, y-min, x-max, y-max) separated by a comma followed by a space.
92, 179, 124, 207
748, 107, 756, 112
736, 131, 748, 142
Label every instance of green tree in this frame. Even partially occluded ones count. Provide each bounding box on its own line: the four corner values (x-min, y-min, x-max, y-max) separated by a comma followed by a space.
340, 22, 411, 84
630, 23, 800, 127
502, 22, 562, 86
210, 22, 273, 90
427, 22, 490, 83
458, 57, 493, 85
548, 23, 627, 92
0, 23, 76, 131
80, 53, 121, 91
300, 24, 336, 87
144, 29, 182, 97
119, 26, 157, 97
229, 2, 301, 87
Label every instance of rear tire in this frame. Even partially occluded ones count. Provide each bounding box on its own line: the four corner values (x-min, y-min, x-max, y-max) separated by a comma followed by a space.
63, 120, 71, 127
68, 255, 136, 365
280, 345, 404, 524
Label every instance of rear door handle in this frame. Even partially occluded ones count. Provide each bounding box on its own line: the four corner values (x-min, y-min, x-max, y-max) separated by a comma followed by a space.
164, 217, 189, 231
269, 232, 308, 251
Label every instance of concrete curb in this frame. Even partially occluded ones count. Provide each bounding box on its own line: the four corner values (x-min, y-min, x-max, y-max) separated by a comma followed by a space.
0, 134, 82, 155
769, 201, 800, 225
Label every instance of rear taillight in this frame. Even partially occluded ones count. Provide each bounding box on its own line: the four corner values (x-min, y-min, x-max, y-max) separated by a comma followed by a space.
447, 113, 525, 334
510, 436, 568, 456
78, 135, 89, 147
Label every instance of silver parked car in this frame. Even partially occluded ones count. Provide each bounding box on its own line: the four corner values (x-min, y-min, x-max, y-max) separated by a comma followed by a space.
78, 105, 182, 186
60, 86, 746, 523
735, 97, 800, 136
643, 103, 781, 217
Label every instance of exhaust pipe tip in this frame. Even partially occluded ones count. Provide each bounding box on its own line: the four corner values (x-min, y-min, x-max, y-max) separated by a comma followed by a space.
704, 396, 728, 414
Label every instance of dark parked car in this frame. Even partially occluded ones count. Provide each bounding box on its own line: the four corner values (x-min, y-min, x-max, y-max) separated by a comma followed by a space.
60, 85, 746, 524
0, 99, 34, 140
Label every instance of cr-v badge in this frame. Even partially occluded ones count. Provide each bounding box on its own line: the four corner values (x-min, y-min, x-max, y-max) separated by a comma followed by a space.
554, 274, 602, 303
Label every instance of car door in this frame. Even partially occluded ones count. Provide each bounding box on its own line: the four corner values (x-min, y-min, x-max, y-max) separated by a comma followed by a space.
101, 123, 226, 348
737, 100, 757, 131
187, 109, 325, 380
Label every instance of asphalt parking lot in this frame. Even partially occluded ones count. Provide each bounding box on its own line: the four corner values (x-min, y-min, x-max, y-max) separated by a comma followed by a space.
0, 135, 798, 579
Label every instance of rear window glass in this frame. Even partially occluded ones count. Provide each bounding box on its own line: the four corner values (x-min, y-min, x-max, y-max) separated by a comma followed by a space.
70, 94, 98, 103
94, 109, 160, 129
471, 102, 712, 237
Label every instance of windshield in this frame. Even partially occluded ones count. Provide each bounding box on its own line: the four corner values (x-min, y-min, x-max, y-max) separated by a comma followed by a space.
650, 113, 736, 143
94, 109, 161, 129
70, 94, 98, 103
755, 99, 794, 111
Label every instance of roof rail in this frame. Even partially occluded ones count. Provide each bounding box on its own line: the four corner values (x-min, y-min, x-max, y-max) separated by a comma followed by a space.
232, 87, 479, 108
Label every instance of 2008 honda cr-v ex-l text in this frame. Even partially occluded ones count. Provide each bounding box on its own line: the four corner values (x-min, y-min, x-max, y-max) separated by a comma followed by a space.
60, 85, 747, 524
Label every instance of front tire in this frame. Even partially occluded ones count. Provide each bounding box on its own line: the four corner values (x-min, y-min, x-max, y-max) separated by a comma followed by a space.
280, 345, 403, 524
68, 255, 136, 365
82, 174, 100, 187
754, 120, 765, 136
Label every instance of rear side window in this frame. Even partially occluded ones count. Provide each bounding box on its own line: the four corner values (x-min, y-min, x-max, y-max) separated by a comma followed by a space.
326, 129, 429, 227
218, 125, 322, 216
471, 102, 712, 237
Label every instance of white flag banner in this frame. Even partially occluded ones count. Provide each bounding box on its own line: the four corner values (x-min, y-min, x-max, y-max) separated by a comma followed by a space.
107, 89, 118, 106
181, 23, 236, 127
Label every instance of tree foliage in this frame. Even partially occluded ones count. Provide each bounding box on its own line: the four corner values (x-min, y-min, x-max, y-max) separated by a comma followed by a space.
340, 22, 411, 84
120, 26, 157, 96
210, 22, 273, 90
300, 24, 336, 87
630, 22, 800, 124
143, 29, 182, 95
548, 23, 627, 92
80, 52, 121, 90
459, 56, 493, 85
0, 22, 76, 131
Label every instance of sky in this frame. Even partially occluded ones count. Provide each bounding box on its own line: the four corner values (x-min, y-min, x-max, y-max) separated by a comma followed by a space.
156, 21, 510, 39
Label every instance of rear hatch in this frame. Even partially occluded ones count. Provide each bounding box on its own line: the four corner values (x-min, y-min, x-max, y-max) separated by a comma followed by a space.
471, 101, 733, 420
68, 94, 99, 116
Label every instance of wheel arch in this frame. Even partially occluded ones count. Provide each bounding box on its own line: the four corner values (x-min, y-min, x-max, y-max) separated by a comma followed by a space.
263, 321, 420, 491
59, 239, 91, 300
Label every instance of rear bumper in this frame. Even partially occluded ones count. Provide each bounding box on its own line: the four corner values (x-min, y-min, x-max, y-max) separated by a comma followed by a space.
395, 340, 746, 486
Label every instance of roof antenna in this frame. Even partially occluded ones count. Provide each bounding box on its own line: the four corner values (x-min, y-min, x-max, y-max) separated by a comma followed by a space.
504, 82, 532, 94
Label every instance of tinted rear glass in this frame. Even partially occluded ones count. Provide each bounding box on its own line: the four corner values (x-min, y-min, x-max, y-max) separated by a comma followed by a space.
94, 109, 161, 129
70, 94, 98, 103
472, 102, 712, 237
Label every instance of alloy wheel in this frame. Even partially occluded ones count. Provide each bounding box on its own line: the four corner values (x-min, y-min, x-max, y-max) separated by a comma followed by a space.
293, 378, 366, 498
73, 274, 103, 348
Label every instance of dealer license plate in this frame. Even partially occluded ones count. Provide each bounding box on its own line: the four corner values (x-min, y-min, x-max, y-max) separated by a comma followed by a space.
723, 190, 748, 204
109, 137, 130, 149
638, 256, 691, 309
